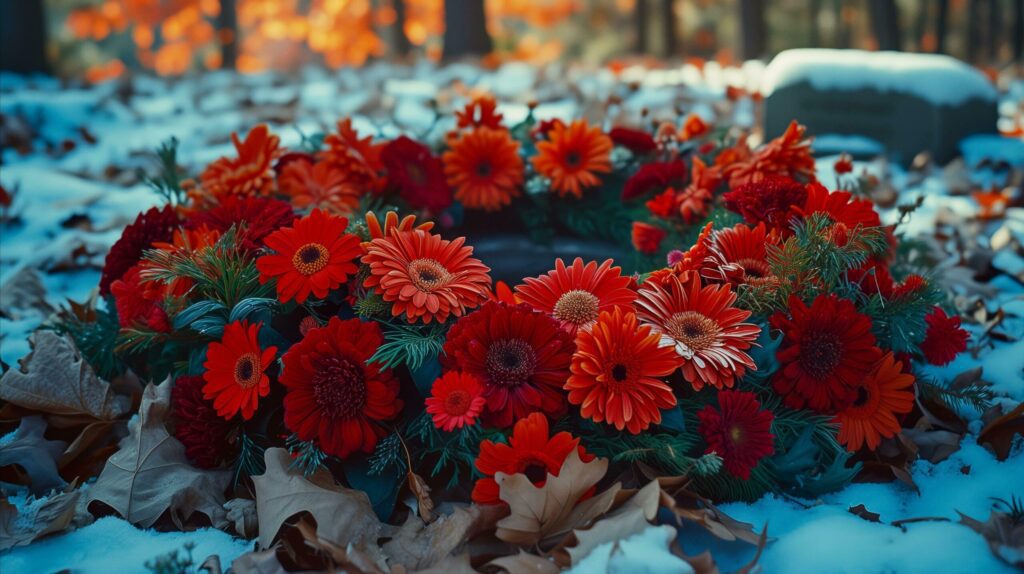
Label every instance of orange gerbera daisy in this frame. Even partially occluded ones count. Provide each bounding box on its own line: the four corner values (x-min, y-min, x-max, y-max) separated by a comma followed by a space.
566, 307, 683, 434
199, 124, 281, 200
362, 229, 492, 323
319, 118, 383, 188
472, 412, 594, 505
202, 320, 278, 420
278, 157, 362, 215
532, 119, 613, 199
635, 275, 760, 390
835, 353, 915, 451
443, 128, 524, 211
515, 258, 636, 335
256, 209, 362, 304
361, 210, 434, 250
425, 371, 486, 431
705, 223, 781, 288
455, 94, 503, 130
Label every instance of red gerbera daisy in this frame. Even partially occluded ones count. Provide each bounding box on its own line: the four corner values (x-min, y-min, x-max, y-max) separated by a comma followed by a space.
99, 205, 180, 294
443, 127, 524, 212
771, 294, 882, 413
834, 153, 854, 174
199, 124, 282, 200
622, 160, 688, 201
172, 375, 235, 469
609, 126, 657, 155
202, 320, 277, 420
381, 136, 452, 211
280, 317, 402, 458
919, 307, 969, 366
455, 94, 504, 130
442, 301, 574, 428
705, 223, 780, 288
696, 390, 775, 480
532, 119, 613, 199
796, 182, 881, 233
566, 307, 682, 434
187, 195, 296, 252
256, 209, 362, 304
278, 156, 362, 216
425, 371, 486, 431
835, 353, 915, 451
471, 412, 593, 505
514, 257, 636, 336
680, 114, 710, 141
723, 174, 807, 233
362, 229, 492, 324
631, 222, 667, 255
635, 275, 760, 391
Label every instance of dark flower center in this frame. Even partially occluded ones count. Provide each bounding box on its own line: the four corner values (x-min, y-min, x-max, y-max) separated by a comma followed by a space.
553, 289, 600, 326
408, 258, 451, 292
565, 151, 582, 168
737, 258, 770, 279
444, 389, 471, 415
405, 162, 426, 185
611, 363, 629, 382
476, 161, 493, 177
515, 455, 551, 484
292, 242, 329, 276
799, 328, 844, 380
853, 385, 870, 407
233, 353, 261, 388
311, 356, 367, 420
665, 311, 720, 352
485, 338, 537, 387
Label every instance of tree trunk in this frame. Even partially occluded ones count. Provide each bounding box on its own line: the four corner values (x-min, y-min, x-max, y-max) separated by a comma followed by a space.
636, 0, 649, 54
1014, 0, 1023, 62
868, 0, 901, 51
935, 0, 949, 53
661, 0, 677, 56
967, 0, 982, 62
809, 0, 821, 47
442, 0, 492, 59
0, 0, 48, 73
835, 0, 851, 48
738, 0, 767, 60
216, 0, 238, 70
986, 0, 1000, 62
393, 0, 412, 57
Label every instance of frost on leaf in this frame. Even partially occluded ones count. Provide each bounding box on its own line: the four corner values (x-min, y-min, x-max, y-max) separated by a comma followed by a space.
0, 487, 80, 551
0, 330, 130, 420
85, 378, 229, 528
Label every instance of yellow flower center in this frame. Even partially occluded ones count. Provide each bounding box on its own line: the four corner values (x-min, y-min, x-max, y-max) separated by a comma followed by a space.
553, 289, 600, 326
292, 243, 329, 276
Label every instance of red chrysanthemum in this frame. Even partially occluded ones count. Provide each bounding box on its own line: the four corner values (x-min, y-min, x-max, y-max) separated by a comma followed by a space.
566, 307, 682, 434
187, 195, 296, 252
171, 375, 235, 469
455, 94, 504, 130
632, 222, 667, 254
622, 160, 688, 201
278, 156, 362, 216
202, 320, 277, 420
199, 124, 282, 200
318, 118, 384, 191
381, 135, 452, 211
704, 222, 781, 288
362, 229, 492, 324
697, 390, 775, 479
835, 353, 915, 451
99, 205, 181, 294
443, 127, 524, 211
919, 307, 969, 366
796, 182, 881, 234
723, 174, 807, 233
834, 153, 854, 174
771, 295, 882, 413
635, 275, 760, 390
724, 120, 816, 188
425, 371, 486, 431
515, 257, 636, 335
110, 265, 170, 333
442, 301, 574, 428
256, 209, 362, 304
280, 317, 402, 458
471, 412, 593, 505
609, 126, 657, 155
532, 119, 613, 199
680, 114, 710, 141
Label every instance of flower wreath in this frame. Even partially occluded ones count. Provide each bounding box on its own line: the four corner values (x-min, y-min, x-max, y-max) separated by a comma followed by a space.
60, 95, 969, 517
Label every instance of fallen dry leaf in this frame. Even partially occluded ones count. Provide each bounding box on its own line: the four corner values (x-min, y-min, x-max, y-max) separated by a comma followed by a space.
0, 330, 130, 420
0, 267, 52, 320
561, 480, 661, 566
288, 514, 389, 573
0, 415, 67, 494
495, 449, 621, 547
958, 510, 1024, 569
382, 503, 504, 570
0, 487, 80, 551
977, 403, 1024, 461
253, 447, 382, 550
658, 477, 763, 546
231, 546, 289, 574
902, 427, 961, 464
486, 550, 559, 574
225, 497, 259, 538
848, 504, 882, 523
408, 469, 435, 523
86, 379, 229, 528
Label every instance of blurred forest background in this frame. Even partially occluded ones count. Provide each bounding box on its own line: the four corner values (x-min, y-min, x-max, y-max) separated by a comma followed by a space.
1, 0, 1022, 81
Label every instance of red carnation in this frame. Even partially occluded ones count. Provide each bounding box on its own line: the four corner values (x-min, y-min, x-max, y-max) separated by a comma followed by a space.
622, 160, 688, 200
609, 126, 657, 155
381, 136, 451, 211
189, 196, 296, 251
919, 307, 969, 366
697, 390, 775, 479
723, 175, 807, 234
172, 375, 235, 469
110, 265, 170, 333
99, 205, 180, 294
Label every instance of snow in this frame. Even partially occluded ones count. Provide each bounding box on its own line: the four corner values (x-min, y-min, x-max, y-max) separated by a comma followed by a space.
762, 49, 998, 106
812, 134, 885, 157
571, 525, 693, 574
959, 134, 1024, 168
2, 516, 252, 573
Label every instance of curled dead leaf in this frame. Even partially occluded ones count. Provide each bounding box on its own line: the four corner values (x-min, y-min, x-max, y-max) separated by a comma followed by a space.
958, 509, 1024, 569
0, 486, 80, 551
977, 403, 1024, 461
848, 504, 882, 523
381, 503, 505, 570
0, 415, 66, 494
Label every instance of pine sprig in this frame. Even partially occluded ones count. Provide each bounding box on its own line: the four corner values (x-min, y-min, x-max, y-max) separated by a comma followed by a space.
916, 373, 994, 413
233, 431, 267, 485
369, 322, 449, 371
285, 434, 331, 477
144, 137, 186, 205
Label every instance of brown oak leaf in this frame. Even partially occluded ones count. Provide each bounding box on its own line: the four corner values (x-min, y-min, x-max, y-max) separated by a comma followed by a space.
978, 403, 1024, 461
658, 476, 763, 545
0, 487, 80, 551
495, 449, 621, 547
848, 504, 882, 523
253, 447, 382, 550
225, 497, 258, 538
0, 330, 130, 420
485, 550, 559, 574
958, 509, 1024, 569
0, 267, 52, 320
86, 379, 229, 528
562, 479, 662, 566
381, 503, 505, 570
0, 415, 66, 494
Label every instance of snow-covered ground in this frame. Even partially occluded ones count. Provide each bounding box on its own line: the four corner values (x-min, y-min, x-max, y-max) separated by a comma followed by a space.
1, 61, 1022, 573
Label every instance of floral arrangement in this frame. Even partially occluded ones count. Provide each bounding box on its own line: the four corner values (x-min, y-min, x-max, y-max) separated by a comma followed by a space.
43, 95, 978, 558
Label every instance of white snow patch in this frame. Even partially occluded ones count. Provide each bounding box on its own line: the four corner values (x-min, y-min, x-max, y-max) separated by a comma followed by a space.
959, 134, 1024, 167
569, 525, 693, 574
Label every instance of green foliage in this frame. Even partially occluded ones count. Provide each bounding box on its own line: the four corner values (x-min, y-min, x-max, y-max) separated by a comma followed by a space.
285, 434, 330, 477
553, 184, 640, 245
144, 542, 197, 574
404, 412, 501, 489
143, 138, 186, 206
916, 372, 994, 413
368, 433, 407, 476
770, 425, 860, 498
233, 431, 267, 486
581, 419, 701, 477
50, 298, 124, 380
369, 321, 449, 372
690, 462, 776, 503
172, 297, 278, 339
